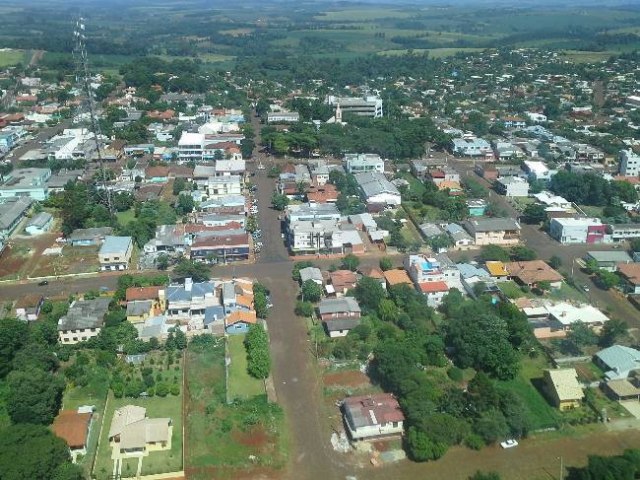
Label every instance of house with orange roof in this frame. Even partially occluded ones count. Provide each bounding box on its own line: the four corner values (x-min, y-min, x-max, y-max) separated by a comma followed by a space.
125, 286, 166, 322
329, 270, 358, 297
360, 266, 386, 289
418, 281, 450, 307
383, 269, 412, 288
225, 310, 257, 334
485, 261, 510, 278
52, 408, 93, 462
307, 184, 339, 204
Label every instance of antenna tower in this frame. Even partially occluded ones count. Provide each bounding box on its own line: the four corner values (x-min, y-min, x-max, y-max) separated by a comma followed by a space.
73, 17, 113, 213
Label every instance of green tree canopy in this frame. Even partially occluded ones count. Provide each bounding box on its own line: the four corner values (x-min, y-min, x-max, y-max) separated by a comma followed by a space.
6, 366, 65, 425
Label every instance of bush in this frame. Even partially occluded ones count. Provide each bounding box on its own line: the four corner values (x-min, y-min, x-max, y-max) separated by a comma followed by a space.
464, 434, 484, 450
447, 367, 464, 382
170, 384, 180, 396
155, 382, 169, 397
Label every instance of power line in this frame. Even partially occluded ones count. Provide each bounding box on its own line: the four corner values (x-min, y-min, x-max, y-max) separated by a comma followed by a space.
73, 17, 113, 213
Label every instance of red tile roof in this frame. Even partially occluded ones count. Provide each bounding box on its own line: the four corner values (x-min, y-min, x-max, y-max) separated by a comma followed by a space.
418, 281, 450, 293
126, 286, 162, 302
52, 410, 92, 449
343, 393, 404, 425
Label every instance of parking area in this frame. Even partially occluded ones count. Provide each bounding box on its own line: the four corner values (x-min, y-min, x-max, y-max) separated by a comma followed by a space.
619, 400, 640, 419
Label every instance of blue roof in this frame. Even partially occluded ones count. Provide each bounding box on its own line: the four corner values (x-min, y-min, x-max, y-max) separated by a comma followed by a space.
204, 305, 225, 325
99, 236, 132, 254
166, 281, 215, 302
596, 345, 640, 380
457, 263, 490, 279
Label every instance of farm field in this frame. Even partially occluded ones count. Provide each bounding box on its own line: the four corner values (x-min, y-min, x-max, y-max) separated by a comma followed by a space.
0, 48, 28, 67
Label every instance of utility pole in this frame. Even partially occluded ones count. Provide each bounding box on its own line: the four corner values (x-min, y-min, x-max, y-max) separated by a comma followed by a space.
73, 17, 113, 214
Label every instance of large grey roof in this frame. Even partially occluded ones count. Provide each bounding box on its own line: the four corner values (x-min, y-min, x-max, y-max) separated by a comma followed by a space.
318, 297, 361, 315
464, 217, 520, 233
26, 211, 52, 229
325, 317, 360, 332
127, 300, 152, 316
68, 227, 113, 241
58, 297, 111, 331
166, 281, 215, 302
99, 236, 132, 255
587, 251, 633, 263
354, 172, 400, 198
300, 267, 323, 283
0, 197, 33, 230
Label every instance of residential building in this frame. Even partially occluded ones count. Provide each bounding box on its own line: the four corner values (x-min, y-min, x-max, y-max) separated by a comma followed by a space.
58, 297, 111, 344
342, 393, 404, 440
451, 136, 492, 158
524, 161, 556, 183
602, 378, 640, 401
619, 150, 640, 177
595, 345, 640, 380
418, 281, 450, 307
317, 297, 361, 322
584, 251, 633, 272
178, 132, 205, 162
286, 203, 341, 223
549, 217, 606, 245
99, 236, 134, 271
354, 172, 401, 206
486, 261, 510, 278
382, 269, 413, 288
0, 168, 51, 201
463, 218, 521, 246
225, 310, 257, 334
68, 227, 113, 247
0, 196, 33, 237
25, 211, 53, 235
52, 408, 93, 462
445, 223, 474, 247
522, 301, 609, 339
328, 270, 358, 296
309, 159, 331, 186
505, 260, 564, 288
609, 224, 640, 243
166, 278, 219, 331
326, 95, 383, 118
126, 301, 154, 324
288, 220, 343, 254
617, 263, 640, 294
324, 317, 360, 338
495, 176, 529, 197
205, 175, 242, 199
267, 111, 299, 123
457, 262, 493, 296
299, 267, 323, 285
404, 253, 459, 285
543, 368, 584, 410
532, 191, 572, 210
344, 153, 384, 174
108, 405, 172, 457
419, 223, 443, 240
190, 234, 250, 263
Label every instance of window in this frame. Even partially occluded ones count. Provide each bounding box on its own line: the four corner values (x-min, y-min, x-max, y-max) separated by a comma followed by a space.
72, 337, 78, 341
392, 422, 399, 428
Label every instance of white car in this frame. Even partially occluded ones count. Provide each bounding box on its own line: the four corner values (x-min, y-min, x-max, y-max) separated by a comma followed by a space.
500, 439, 518, 449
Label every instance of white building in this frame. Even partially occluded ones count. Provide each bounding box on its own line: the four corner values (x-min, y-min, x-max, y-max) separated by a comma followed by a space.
288, 219, 343, 254
326, 95, 383, 118
99, 236, 134, 271
342, 393, 404, 441
620, 150, 640, 177
178, 132, 205, 162
452, 136, 493, 157
353, 172, 401, 206
344, 153, 384, 174
267, 111, 299, 123
166, 278, 220, 331
526, 112, 547, 123
205, 176, 242, 199
549, 217, 606, 245
496, 176, 529, 197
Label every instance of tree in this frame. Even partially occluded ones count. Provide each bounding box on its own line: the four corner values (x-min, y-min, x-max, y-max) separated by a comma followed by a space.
596, 270, 620, 290
354, 276, 386, 312
0, 317, 29, 378
567, 321, 599, 348
536, 280, 552, 292
522, 203, 546, 224
429, 234, 454, 252
0, 424, 75, 480
480, 245, 510, 262
404, 426, 448, 462
244, 324, 271, 379
379, 257, 393, 271
271, 192, 289, 211
341, 254, 360, 272
301, 279, 323, 303
510, 246, 537, 261
549, 255, 562, 269
175, 194, 195, 215
473, 409, 509, 444
295, 301, 315, 317
599, 318, 628, 347
156, 253, 169, 270
6, 366, 65, 425
173, 259, 210, 282
173, 177, 187, 195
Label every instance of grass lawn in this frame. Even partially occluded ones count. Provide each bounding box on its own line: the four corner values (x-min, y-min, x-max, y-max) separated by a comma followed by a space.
186, 339, 287, 479
498, 355, 560, 431
578, 205, 604, 218
93, 355, 184, 479
0, 49, 27, 67
397, 172, 426, 197
548, 283, 588, 303
227, 335, 265, 400
499, 280, 526, 299
116, 208, 136, 227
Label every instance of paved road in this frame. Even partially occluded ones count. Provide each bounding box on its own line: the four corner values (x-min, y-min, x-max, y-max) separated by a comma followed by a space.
451, 159, 640, 327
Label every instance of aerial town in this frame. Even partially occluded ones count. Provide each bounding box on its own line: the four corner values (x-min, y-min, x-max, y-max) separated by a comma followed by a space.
2, 1, 640, 479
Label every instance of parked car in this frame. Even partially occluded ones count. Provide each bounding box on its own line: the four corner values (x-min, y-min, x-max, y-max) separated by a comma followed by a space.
500, 439, 518, 449
38, 280, 49, 286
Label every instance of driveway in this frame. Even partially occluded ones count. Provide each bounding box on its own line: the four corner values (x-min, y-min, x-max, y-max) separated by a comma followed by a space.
619, 400, 640, 419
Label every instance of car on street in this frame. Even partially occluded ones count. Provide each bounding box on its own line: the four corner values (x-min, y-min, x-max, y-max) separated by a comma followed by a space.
500, 439, 518, 449
38, 280, 49, 286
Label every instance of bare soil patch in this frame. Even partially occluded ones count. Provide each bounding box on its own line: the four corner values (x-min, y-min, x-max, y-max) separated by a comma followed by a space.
323, 370, 370, 388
